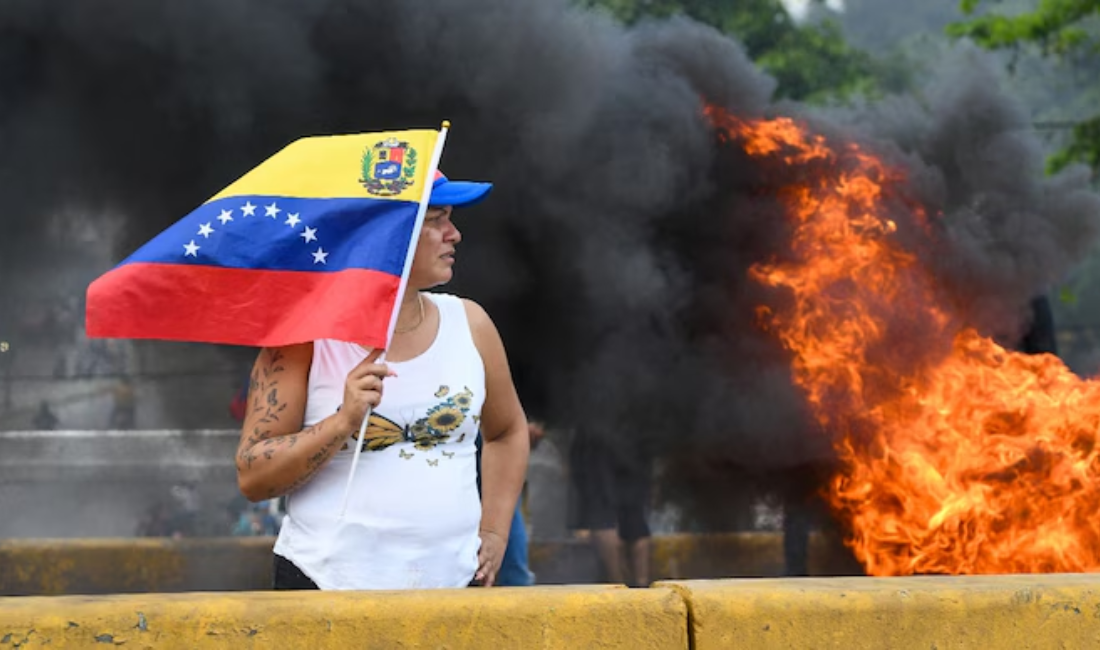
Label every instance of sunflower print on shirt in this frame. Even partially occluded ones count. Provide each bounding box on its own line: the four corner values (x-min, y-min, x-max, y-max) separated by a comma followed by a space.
340, 386, 475, 453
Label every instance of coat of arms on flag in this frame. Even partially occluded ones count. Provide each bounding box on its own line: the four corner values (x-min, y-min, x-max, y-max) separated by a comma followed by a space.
361, 138, 418, 197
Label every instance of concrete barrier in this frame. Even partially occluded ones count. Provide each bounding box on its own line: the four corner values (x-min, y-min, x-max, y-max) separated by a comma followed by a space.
0, 534, 860, 596
0, 586, 688, 649
0, 538, 274, 596
659, 574, 1100, 649
8, 572, 1100, 648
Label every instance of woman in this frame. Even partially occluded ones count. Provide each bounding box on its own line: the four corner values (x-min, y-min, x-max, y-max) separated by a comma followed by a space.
236, 172, 529, 590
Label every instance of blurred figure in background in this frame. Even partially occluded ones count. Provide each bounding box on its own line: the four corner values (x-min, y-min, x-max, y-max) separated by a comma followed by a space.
496, 420, 546, 587
569, 431, 652, 588
234, 501, 280, 536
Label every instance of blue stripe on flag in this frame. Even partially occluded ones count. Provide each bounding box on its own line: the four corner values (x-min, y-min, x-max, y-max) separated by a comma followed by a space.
122, 196, 419, 275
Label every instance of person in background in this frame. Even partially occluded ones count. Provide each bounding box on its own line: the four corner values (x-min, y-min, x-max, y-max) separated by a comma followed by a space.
569, 431, 652, 588
496, 421, 546, 587
233, 501, 279, 536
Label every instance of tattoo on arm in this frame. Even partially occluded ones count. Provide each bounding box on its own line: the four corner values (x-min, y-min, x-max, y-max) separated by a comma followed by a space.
266, 422, 347, 497
238, 348, 297, 466
238, 348, 349, 498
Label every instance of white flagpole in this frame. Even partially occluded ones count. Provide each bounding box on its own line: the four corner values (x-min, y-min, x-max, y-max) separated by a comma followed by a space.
338, 121, 451, 518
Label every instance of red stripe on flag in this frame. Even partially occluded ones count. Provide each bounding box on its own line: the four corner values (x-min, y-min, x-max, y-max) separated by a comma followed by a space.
86, 263, 401, 349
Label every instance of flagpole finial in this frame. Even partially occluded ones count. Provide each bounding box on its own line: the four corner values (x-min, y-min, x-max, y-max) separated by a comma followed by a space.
441, 120, 451, 129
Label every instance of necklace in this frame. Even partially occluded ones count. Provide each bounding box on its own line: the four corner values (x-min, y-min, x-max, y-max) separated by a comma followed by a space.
394, 293, 425, 335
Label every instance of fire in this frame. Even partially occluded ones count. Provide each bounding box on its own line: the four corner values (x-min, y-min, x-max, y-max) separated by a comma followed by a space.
709, 107, 1100, 576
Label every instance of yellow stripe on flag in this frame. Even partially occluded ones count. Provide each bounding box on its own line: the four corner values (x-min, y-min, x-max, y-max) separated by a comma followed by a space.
207, 129, 441, 202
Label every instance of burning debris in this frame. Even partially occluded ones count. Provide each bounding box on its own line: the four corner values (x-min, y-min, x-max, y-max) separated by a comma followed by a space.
710, 107, 1100, 575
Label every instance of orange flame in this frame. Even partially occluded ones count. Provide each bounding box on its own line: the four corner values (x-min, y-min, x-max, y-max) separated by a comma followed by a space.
709, 107, 1100, 576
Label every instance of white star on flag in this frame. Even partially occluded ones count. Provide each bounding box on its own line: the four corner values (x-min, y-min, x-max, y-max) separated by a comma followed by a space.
197, 222, 214, 238
183, 240, 200, 257
312, 248, 328, 265
265, 202, 281, 218
300, 226, 317, 243
285, 213, 301, 228
217, 209, 233, 224
241, 201, 256, 217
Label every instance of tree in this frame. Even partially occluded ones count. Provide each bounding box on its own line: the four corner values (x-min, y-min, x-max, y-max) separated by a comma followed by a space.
578, 0, 901, 103
947, 0, 1100, 173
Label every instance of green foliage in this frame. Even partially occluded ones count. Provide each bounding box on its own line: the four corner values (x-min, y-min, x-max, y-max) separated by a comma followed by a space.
949, 0, 1100, 172
1048, 114, 1100, 172
950, 0, 1099, 55
756, 19, 884, 102
578, 0, 895, 103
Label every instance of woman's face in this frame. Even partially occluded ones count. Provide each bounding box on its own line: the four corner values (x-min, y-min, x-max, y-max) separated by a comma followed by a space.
408, 205, 461, 289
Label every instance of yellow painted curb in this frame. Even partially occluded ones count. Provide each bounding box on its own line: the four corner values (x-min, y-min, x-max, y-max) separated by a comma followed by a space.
659, 574, 1100, 650
0, 534, 862, 596
0, 585, 688, 649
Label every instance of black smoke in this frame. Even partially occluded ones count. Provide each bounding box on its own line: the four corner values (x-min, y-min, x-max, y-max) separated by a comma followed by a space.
2, 0, 1099, 535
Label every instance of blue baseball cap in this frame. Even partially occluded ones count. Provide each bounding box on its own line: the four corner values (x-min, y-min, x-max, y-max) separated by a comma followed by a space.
429, 170, 492, 208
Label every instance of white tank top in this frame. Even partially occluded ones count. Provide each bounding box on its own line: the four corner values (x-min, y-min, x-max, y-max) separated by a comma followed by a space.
273, 293, 485, 590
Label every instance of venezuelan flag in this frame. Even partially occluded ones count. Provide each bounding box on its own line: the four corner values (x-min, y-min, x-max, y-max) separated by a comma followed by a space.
86, 128, 443, 349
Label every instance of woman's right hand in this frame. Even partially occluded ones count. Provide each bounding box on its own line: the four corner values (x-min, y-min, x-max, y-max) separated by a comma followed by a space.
336, 348, 393, 432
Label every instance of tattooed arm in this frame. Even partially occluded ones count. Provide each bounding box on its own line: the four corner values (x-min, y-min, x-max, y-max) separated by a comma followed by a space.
236, 344, 389, 502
